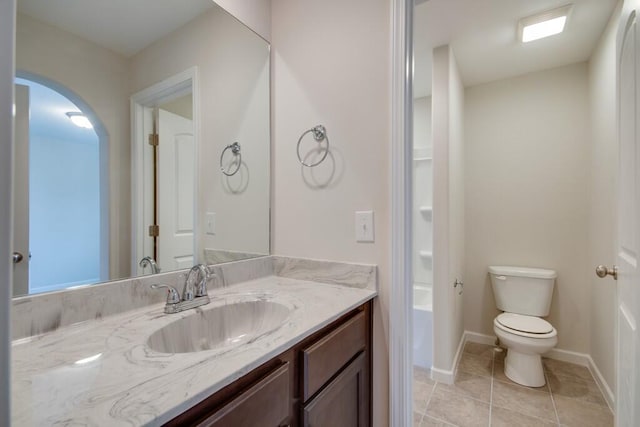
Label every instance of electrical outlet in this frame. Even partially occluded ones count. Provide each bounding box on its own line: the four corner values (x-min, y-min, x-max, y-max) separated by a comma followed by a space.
206, 212, 216, 235
355, 211, 374, 242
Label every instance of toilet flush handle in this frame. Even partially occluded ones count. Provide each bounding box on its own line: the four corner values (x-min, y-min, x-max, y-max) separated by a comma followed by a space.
494, 275, 507, 280
454, 279, 464, 295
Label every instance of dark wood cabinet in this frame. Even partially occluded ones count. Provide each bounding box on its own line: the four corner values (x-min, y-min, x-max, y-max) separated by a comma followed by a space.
165, 301, 372, 427
301, 311, 366, 401
197, 362, 290, 427
302, 352, 368, 427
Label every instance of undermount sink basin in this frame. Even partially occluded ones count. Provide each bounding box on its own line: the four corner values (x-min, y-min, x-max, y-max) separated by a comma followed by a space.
146, 300, 291, 354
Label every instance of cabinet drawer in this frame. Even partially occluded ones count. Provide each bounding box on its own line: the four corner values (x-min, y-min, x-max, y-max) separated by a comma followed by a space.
302, 310, 366, 401
198, 362, 290, 427
302, 351, 368, 427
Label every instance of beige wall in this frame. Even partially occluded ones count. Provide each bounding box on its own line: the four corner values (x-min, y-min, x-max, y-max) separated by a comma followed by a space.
16, 14, 132, 280
214, 0, 271, 42
131, 6, 271, 259
464, 62, 591, 354
270, 0, 391, 424
432, 45, 465, 374
587, 0, 623, 394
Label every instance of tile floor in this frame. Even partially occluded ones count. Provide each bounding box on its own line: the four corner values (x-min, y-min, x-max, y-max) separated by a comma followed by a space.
413, 342, 614, 427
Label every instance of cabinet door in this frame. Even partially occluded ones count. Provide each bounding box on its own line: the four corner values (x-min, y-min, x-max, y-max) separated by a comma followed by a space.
302, 311, 366, 401
302, 352, 368, 427
198, 362, 290, 427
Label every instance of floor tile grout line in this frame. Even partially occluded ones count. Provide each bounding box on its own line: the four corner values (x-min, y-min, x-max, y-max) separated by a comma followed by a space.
488, 348, 496, 427
423, 380, 464, 427
433, 378, 493, 405
412, 373, 427, 426
545, 370, 562, 425
492, 350, 558, 424
492, 374, 553, 394
423, 379, 437, 415
425, 355, 466, 427
422, 409, 460, 427
489, 401, 562, 425
415, 396, 425, 427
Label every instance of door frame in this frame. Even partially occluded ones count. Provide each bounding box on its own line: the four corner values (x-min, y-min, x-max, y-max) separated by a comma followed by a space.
15, 71, 111, 286
130, 67, 200, 275
390, 0, 414, 426
0, 0, 16, 422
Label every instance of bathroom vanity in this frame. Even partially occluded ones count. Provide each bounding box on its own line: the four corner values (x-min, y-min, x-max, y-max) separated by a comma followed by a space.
11, 257, 377, 426
167, 301, 371, 426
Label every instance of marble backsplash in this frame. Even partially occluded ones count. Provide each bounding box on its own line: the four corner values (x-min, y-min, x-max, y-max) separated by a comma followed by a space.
203, 248, 266, 264
272, 256, 377, 289
12, 256, 376, 340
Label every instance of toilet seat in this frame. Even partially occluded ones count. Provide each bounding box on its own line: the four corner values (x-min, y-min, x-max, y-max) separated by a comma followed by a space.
495, 313, 556, 339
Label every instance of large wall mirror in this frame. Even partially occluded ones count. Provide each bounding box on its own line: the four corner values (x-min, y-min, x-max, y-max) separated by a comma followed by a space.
12, 0, 270, 297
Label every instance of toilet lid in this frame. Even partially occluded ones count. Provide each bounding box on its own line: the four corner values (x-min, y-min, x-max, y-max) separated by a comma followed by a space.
496, 313, 553, 334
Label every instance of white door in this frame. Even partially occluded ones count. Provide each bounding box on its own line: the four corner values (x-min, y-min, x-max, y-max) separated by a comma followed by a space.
616, 8, 640, 427
158, 108, 195, 270
12, 84, 29, 296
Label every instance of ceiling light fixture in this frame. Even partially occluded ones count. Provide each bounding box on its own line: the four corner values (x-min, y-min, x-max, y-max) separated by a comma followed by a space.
518, 5, 572, 43
66, 112, 93, 129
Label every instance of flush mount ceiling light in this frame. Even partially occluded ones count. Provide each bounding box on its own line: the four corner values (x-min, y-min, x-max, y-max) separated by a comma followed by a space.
518, 4, 572, 43
66, 111, 93, 129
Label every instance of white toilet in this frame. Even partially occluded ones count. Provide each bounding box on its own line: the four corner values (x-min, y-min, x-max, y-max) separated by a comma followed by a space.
489, 265, 558, 387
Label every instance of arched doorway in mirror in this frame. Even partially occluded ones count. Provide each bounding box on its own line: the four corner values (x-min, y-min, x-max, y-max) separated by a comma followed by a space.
13, 74, 109, 296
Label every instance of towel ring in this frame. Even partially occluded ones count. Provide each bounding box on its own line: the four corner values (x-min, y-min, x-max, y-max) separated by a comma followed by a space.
297, 125, 329, 167
220, 142, 242, 176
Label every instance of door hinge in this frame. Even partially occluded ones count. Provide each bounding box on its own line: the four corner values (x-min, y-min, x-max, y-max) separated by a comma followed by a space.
148, 225, 159, 237
148, 133, 159, 146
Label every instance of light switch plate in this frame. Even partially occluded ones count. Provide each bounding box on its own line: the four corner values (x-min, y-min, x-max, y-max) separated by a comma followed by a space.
355, 210, 374, 242
206, 212, 216, 235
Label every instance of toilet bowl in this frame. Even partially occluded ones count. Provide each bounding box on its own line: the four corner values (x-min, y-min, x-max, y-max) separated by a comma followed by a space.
489, 266, 558, 387
493, 313, 557, 387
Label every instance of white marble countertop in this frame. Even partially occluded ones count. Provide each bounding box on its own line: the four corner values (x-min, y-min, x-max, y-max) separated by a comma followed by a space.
12, 275, 376, 426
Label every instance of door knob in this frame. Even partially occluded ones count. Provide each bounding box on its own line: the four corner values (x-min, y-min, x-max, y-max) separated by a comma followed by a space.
595, 265, 617, 280
12, 252, 23, 263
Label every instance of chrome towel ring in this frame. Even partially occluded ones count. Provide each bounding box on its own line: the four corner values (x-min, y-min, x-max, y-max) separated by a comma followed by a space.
297, 125, 329, 167
220, 142, 242, 176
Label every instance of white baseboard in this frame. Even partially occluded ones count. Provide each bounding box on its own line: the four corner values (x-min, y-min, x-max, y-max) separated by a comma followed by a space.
544, 348, 590, 366
430, 366, 453, 384
587, 355, 615, 412
464, 331, 496, 346
463, 330, 615, 411
431, 332, 465, 384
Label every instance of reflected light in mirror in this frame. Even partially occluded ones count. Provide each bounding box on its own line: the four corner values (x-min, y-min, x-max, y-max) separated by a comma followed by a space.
74, 353, 102, 365
65, 112, 93, 129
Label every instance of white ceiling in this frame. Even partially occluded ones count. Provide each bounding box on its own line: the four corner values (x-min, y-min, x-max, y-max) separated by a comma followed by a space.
17, 0, 216, 57
414, 0, 618, 98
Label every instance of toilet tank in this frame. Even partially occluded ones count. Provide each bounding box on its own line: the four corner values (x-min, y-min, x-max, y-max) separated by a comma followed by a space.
489, 266, 557, 316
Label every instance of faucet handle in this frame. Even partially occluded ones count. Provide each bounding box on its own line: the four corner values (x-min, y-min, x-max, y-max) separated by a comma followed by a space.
197, 265, 217, 297
151, 284, 180, 304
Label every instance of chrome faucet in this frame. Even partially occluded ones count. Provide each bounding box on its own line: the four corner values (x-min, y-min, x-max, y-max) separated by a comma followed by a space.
183, 264, 209, 300
139, 256, 161, 274
151, 264, 212, 314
